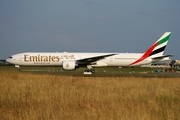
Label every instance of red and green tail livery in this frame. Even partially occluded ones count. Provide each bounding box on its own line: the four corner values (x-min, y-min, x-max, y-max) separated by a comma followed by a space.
130, 32, 171, 65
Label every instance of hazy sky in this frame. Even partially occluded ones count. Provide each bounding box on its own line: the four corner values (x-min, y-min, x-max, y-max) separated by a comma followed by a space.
0, 0, 180, 60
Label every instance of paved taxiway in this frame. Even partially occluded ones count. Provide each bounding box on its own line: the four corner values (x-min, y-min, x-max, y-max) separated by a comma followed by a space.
30, 71, 180, 78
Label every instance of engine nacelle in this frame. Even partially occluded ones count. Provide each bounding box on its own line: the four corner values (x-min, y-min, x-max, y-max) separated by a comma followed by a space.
62, 61, 76, 70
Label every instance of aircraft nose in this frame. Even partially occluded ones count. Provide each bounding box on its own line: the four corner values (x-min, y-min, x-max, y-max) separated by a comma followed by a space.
6, 57, 12, 63
6, 58, 10, 63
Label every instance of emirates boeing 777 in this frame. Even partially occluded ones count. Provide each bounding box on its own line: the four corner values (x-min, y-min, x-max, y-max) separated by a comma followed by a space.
6, 32, 173, 73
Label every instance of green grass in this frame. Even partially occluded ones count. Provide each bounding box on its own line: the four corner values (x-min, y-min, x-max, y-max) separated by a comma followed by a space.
0, 66, 163, 73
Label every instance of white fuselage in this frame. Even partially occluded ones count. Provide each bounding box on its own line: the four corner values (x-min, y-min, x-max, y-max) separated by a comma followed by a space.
6, 52, 152, 67
6, 32, 172, 70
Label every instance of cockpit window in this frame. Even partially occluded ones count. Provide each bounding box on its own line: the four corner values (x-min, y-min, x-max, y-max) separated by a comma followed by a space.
9, 57, 12, 59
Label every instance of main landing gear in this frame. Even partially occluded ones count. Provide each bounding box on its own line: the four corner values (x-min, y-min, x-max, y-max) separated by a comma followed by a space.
83, 65, 95, 74
83, 69, 95, 74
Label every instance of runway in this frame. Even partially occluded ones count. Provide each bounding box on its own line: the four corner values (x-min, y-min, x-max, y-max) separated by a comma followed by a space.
3, 66, 180, 78
31, 70, 180, 78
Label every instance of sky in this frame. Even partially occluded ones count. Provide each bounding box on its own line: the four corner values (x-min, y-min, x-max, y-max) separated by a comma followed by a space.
0, 0, 180, 60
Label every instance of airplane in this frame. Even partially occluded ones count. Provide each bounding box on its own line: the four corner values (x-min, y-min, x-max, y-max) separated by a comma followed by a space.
6, 32, 173, 73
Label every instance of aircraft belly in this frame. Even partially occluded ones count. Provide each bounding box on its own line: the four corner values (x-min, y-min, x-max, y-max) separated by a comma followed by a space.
104, 59, 133, 66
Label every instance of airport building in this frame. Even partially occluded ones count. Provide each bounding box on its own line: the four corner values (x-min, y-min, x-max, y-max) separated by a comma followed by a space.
141, 60, 180, 68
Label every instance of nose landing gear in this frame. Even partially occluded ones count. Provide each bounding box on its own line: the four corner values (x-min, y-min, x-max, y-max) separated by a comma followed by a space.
15, 65, 21, 72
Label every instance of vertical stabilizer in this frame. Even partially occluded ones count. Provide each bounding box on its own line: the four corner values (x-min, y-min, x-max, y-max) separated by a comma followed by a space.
149, 32, 171, 58
130, 32, 171, 65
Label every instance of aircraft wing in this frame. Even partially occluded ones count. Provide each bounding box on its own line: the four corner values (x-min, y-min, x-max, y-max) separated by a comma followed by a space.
76, 53, 116, 64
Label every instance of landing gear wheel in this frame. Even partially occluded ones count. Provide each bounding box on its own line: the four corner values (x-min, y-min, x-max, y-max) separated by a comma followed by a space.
91, 69, 95, 73
84, 69, 95, 74
17, 69, 21, 72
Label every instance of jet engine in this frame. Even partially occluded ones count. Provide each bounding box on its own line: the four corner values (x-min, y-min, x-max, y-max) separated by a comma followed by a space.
62, 61, 77, 70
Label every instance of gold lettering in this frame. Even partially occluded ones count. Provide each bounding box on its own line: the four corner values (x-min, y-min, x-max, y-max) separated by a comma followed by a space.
69, 55, 75, 59
23, 54, 61, 62
24, 55, 29, 62
44, 56, 48, 62
38, 54, 41, 62
41, 56, 44, 62
41, 56, 43, 62
49, 56, 52, 61
56, 56, 60, 62
30, 56, 37, 62
52, 56, 55, 62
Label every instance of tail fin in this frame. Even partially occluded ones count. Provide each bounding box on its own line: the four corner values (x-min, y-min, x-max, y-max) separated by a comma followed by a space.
130, 32, 171, 65
148, 32, 171, 58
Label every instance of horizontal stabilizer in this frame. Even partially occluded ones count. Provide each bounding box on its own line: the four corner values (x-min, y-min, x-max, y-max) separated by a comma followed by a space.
152, 54, 174, 60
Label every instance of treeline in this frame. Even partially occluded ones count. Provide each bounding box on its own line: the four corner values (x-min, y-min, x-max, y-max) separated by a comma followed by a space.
0, 60, 12, 66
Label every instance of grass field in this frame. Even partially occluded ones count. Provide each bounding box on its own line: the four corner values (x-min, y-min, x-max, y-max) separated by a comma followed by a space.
0, 68, 180, 120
